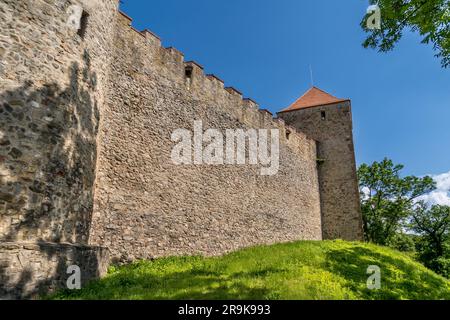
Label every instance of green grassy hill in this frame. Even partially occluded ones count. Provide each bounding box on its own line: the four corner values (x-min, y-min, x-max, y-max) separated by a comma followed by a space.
51, 240, 450, 300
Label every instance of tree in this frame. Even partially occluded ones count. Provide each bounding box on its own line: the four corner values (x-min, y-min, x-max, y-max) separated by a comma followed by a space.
361, 0, 450, 68
411, 203, 450, 276
357, 158, 436, 244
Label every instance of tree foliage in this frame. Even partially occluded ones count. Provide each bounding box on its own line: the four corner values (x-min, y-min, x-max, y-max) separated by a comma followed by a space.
357, 158, 436, 244
361, 0, 450, 67
411, 203, 450, 277
357, 158, 450, 277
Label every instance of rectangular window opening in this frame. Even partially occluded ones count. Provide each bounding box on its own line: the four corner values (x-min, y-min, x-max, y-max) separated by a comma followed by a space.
77, 11, 89, 39
185, 66, 193, 79
321, 111, 326, 120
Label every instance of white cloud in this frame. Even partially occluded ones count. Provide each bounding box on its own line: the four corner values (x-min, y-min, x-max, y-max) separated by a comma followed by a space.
361, 186, 370, 200
417, 170, 450, 206
434, 171, 450, 190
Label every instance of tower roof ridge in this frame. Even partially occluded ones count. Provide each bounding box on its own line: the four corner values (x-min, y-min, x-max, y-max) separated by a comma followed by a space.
279, 86, 349, 113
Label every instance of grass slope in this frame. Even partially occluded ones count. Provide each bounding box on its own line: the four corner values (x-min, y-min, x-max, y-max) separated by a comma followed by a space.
51, 240, 450, 300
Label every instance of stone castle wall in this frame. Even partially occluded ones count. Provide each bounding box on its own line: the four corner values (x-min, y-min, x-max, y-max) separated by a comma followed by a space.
0, 242, 109, 299
0, 0, 117, 298
0, 0, 362, 298
0, 0, 117, 244
88, 12, 322, 262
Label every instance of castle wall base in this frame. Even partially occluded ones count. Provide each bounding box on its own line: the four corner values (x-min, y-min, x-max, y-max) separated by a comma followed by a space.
0, 242, 109, 299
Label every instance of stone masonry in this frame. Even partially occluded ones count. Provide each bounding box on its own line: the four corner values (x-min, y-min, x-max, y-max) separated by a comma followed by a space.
278, 92, 364, 241
0, 0, 363, 298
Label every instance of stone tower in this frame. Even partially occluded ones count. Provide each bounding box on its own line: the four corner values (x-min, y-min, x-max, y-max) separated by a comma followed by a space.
278, 87, 364, 241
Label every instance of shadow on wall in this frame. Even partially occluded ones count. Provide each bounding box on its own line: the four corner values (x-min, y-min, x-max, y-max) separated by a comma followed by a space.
0, 242, 106, 299
0, 50, 99, 243
0, 50, 103, 298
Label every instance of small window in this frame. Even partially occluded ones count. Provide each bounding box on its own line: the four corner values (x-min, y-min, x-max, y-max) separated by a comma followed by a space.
286, 129, 291, 140
185, 66, 193, 79
321, 111, 326, 120
77, 11, 89, 39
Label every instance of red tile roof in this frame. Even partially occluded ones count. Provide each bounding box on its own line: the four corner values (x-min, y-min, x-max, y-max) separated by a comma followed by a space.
279, 87, 349, 113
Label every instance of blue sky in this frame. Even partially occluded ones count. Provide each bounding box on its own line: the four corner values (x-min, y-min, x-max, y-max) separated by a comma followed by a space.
120, 0, 450, 181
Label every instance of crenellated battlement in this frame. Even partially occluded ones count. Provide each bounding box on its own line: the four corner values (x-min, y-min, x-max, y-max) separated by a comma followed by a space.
112, 10, 312, 145
142, 29, 162, 47
118, 10, 133, 26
